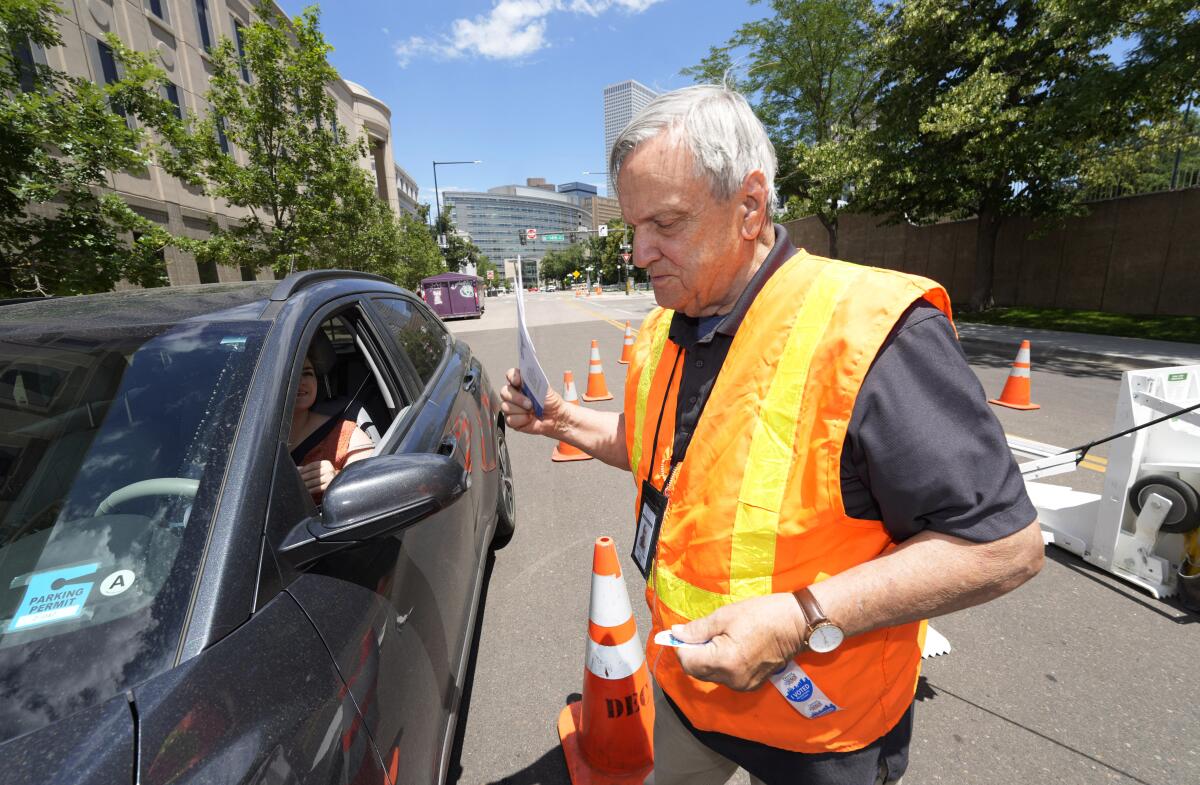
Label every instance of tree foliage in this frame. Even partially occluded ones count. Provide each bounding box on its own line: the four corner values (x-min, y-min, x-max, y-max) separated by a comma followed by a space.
683, 0, 883, 257
0, 0, 184, 296
434, 206, 485, 273
867, 0, 1151, 310
165, 1, 405, 278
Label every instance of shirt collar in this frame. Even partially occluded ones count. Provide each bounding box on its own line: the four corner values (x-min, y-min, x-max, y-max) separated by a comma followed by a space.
668, 223, 798, 348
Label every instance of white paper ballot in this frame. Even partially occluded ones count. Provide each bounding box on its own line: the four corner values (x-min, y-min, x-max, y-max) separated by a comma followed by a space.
514, 262, 549, 418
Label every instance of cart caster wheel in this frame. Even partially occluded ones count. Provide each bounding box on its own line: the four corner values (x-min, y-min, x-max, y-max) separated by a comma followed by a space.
1128, 473, 1200, 534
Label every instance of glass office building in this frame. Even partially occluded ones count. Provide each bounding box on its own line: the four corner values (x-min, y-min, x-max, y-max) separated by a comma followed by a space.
444, 186, 589, 284
603, 80, 658, 196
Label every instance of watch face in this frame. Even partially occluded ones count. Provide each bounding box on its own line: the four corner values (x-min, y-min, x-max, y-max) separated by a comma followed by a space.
809, 624, 844, 653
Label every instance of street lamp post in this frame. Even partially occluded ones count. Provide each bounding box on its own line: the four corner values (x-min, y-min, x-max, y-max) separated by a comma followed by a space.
431, 159, 481, 226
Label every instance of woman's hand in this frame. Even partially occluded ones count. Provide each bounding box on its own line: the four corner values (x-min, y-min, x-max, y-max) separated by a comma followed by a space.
299, 460, 337, 496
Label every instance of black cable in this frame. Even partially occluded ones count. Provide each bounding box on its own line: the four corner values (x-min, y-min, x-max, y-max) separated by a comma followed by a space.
1062, 399, 1200, 465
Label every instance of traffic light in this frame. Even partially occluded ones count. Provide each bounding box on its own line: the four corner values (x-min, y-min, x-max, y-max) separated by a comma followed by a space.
518, 230, 526, 246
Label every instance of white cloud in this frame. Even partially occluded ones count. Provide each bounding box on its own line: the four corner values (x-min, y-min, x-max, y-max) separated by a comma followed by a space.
392, 0, 664, 67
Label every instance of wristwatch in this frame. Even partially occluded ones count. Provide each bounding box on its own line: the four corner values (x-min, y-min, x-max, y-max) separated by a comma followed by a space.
793, 587, 845, 654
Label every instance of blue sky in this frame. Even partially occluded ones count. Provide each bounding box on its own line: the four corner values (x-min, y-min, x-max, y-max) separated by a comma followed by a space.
275, 1, 765, 205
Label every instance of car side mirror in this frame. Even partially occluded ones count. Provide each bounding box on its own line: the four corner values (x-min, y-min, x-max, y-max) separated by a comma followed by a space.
278, 454, 468, 569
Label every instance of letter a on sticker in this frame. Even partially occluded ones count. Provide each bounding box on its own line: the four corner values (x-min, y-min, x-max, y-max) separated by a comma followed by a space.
100, 569, 136, 597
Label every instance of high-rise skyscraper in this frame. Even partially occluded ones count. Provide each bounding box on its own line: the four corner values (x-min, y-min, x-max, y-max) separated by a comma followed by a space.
603, 80, 658, 197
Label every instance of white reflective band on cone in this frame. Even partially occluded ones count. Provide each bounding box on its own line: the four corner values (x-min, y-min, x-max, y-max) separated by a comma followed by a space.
589, 574, 634, 627
1010, 366, 1031, 377
1016, 347, 1031, 363
586, 637, 645, 680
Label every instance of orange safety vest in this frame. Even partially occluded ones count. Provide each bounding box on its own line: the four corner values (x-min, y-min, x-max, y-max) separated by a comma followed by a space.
624, 250, 952, 753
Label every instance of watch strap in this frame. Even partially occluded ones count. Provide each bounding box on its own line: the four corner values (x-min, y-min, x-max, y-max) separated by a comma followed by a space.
793, 586, 828, 632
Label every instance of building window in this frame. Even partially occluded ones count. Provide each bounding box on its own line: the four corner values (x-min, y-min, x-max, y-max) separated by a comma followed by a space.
12, 37, 45, 92
370, 139, 387, 201
93, 39, 128, 120
165, 83, 183, 119
233, 20, 250, 81
195, 0, 213, 52
196, 259, 220, 284
215, 117, 229, 154
147, 0, 167, 21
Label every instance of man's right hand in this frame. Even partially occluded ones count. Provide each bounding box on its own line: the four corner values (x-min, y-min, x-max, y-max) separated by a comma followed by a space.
500, 368, 570, 439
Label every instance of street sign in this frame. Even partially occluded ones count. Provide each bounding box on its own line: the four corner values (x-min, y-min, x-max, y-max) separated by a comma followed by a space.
486, 270, 495, 280
598, 225, 609, 238
526, 228, 537, 240
543, 234, 566, 242
621, 252, 631, 263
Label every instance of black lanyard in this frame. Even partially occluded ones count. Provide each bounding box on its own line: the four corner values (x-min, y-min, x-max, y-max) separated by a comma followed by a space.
647, 349, 682, 492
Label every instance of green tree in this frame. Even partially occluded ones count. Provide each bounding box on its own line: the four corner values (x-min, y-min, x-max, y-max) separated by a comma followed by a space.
433, 206, 485, 273
540, 243, 585, 286
382, 212, 444, 289
474, 254, 497, 281
683, 0, 883, 257
0, 0, 185, 296
1079, 104, 1200, 197
867, 0, 1146, 311
173, 2, 399, 277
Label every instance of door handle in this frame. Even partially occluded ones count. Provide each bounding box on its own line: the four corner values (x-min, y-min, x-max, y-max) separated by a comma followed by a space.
438, 434, 458, 457
462, 368, 479, 393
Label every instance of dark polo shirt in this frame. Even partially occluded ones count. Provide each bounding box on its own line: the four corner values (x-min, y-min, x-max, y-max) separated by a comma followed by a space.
662, 224, 1036, 783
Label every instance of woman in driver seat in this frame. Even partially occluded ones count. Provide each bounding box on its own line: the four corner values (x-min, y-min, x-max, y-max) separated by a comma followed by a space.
289, 352, 374, 504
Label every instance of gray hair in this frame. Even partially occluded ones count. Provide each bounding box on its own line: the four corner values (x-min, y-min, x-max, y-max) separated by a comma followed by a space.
609, 84, 777, 211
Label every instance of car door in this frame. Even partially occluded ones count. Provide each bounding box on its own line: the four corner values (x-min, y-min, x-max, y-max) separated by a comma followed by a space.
365, 293, 487, 623
281, 297, 481, 785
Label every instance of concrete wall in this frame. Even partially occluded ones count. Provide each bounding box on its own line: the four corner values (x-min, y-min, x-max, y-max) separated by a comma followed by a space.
782, 188, 1200, 316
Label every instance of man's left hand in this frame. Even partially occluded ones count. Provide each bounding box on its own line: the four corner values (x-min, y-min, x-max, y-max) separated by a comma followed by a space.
671, 593, 809, 691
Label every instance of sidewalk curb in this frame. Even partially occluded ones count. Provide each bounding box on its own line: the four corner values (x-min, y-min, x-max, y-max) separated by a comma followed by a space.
957, 332, 1200, 368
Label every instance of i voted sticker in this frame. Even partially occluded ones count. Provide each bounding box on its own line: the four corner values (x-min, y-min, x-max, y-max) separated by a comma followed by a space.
8, 563, 100, 632
768, 660, 840, 719
654, 630, 709, 648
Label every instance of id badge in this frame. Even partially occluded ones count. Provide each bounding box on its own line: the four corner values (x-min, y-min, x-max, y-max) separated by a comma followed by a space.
631, 480, 667, 579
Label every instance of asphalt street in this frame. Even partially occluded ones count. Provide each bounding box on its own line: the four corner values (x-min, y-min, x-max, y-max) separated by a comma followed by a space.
444, 291, 1199, 785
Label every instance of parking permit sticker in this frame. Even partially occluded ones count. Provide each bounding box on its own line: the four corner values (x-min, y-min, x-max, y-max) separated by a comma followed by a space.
768, 660, 840, 719
7, 562, 100, 632
99, 569, 136, 597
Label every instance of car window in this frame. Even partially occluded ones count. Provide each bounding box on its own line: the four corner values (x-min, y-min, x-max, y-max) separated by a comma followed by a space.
0, 321, 267, 744
371, 297, 449, 389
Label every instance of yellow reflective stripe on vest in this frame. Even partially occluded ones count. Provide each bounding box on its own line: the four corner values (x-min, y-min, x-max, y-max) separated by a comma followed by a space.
630, 311, 674, 482
655, 264, 860, 618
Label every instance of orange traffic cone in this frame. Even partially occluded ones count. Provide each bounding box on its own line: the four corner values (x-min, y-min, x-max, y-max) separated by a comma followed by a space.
582, 340, 613, 402
989, 340, 1040, 410
553, 371, 593, 462
557, 536, 654, 784
618, 322, 634, 365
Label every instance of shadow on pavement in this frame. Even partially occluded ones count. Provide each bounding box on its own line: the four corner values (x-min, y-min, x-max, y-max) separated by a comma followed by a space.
923, 677, 1156, 785
481, 745, 570, 785
1043, 547, 1200, 623
962, 343, 1130, 380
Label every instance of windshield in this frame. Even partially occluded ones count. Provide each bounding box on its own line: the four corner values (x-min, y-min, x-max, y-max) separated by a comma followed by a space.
0, 320, 267, 743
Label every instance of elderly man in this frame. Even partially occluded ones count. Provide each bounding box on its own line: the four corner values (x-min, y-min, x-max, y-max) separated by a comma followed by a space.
501, 85, 1043, 785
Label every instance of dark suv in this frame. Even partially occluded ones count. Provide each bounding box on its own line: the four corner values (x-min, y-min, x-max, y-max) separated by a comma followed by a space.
0, 271, 515, 785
